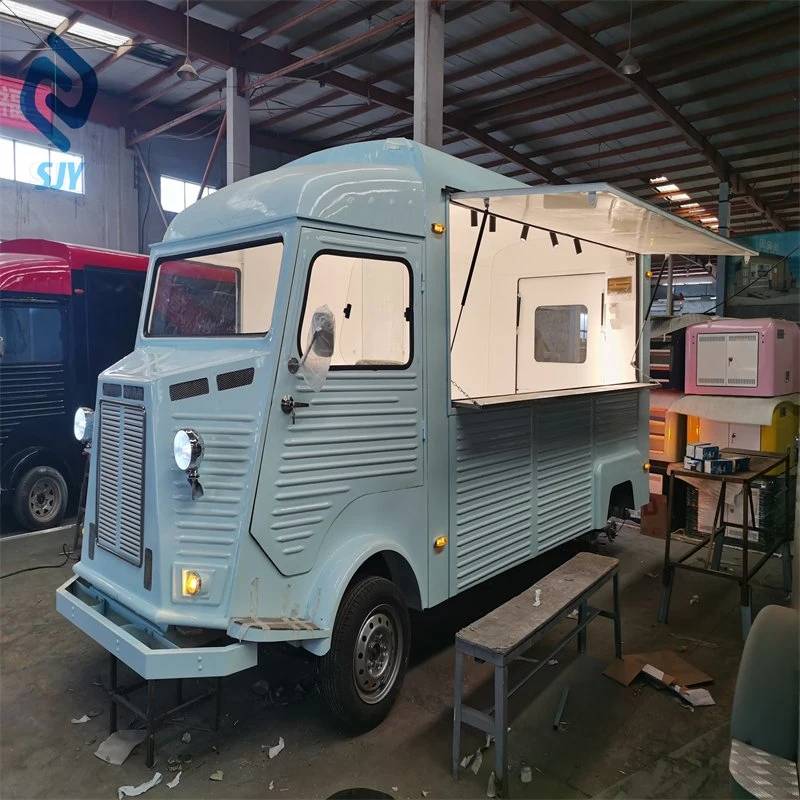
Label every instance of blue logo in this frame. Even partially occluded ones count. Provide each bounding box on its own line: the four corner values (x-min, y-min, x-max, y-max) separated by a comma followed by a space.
19, 32, 97, 152
35, 160, 85, 191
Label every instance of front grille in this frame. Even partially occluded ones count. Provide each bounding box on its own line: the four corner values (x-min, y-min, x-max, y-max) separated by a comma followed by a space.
96, 401, 146, 565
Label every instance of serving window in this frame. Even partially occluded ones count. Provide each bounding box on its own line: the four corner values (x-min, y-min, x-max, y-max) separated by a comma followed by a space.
448, 200, 639, 405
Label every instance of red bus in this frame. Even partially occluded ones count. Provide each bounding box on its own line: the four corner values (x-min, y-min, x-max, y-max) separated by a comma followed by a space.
0, 240, 148, 530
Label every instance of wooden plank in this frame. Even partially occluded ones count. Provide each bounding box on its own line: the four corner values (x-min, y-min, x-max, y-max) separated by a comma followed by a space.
456, 552, 619, 655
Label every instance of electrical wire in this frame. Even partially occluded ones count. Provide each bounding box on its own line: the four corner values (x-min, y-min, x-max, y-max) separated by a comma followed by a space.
0, 543, 75, 580
247, 16, 413, 109
153, 113, 225, 141
139, 141, 153, 252
701, 246, 799, 314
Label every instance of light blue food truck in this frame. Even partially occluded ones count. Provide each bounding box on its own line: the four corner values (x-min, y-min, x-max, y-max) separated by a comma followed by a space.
57, 138, 754, 730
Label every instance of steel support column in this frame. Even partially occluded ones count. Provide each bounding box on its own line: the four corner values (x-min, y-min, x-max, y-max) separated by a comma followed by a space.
226, 67, 250, 185
717, 181, 731, 314
413, 0, 444, 149
665, 255, 674, 317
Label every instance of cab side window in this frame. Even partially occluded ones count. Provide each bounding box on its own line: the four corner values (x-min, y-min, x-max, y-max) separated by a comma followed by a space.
0, 303, 64, 364
299, 252, 412, 368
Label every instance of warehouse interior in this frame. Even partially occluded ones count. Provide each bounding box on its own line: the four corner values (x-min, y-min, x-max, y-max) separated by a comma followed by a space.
0, 1, 798, 799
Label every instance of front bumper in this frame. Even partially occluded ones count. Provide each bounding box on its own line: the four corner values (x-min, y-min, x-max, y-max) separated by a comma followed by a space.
56, 575, 258, 680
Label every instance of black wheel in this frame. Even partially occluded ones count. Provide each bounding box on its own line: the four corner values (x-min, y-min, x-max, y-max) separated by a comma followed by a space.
12, 466, 69, 531
319, 576, 410, 732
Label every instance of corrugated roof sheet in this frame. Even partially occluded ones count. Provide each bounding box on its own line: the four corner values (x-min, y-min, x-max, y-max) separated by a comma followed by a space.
0, 0, 796, 233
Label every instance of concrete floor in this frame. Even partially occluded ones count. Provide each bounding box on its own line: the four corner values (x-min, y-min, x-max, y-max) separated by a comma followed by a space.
0, 524, 790, 799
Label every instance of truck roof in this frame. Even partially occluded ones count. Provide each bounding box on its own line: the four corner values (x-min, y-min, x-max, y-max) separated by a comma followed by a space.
0, 253, 71, 295
161, 138, 757, 258
163, 138, 524, 245
0, 240, 148, 296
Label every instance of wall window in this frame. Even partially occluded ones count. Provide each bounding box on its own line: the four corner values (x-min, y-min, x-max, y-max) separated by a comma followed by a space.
534, 304, 588, 363
160, 175, 216, 214
299, 253, 412, 368
0, 134, 84, 193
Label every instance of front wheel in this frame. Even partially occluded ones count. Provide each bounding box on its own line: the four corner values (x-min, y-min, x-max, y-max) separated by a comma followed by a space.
12, 466, 69, 531
318, 576, 410, 732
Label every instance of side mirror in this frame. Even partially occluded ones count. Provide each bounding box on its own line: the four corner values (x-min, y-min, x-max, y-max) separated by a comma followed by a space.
299, 305, 335, 391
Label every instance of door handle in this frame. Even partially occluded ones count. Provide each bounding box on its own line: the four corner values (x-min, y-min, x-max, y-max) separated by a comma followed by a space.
280, 395, 309, 415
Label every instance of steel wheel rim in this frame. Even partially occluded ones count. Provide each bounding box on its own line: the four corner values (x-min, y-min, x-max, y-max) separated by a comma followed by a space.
29, 478, 61, 522
353, 604, 402, 704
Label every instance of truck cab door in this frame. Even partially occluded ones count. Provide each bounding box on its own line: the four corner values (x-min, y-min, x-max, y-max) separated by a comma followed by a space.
251, 228, 426, 580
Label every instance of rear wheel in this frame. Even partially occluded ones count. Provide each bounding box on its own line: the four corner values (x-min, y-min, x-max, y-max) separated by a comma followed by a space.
13, 466, 69, 531
318, 576, 409, 732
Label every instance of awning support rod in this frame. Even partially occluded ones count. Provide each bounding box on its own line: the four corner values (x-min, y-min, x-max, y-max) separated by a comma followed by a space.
451, 202, 489, 353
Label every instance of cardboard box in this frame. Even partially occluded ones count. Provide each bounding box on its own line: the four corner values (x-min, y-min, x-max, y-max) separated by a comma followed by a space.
604, 650, 713, 687
688, 443, 720, 460
683, 456, 703, 471
732, 456, 751, 472
703, 458, 734, 475
604, 651, 715, 708
640, 493, 668, 538
695, 483, 761, 543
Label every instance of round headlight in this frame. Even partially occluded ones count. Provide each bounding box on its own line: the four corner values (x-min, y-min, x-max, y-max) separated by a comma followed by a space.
174, 429, 204, 471
74, 407, 94, 442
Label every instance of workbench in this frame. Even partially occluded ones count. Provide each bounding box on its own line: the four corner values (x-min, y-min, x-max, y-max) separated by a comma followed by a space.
452, 552, 622, 797
658, 448, 794, 637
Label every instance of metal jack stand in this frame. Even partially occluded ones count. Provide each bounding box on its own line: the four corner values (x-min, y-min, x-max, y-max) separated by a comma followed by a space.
72, 452, 91, 554
108, 655, 222, 768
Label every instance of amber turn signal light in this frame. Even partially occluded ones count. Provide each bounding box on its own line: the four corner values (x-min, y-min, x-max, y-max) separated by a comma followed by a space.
183, 570, 202, 596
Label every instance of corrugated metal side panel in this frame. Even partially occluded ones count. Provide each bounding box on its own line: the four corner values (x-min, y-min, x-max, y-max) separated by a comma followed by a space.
96, 401, 145, 565
259, 371, 422, 574
170, 410, 255, 564
595, 390, 639, 449
0, 364, 65, 442
454, 407, 533, 591
535, 398, 593, 551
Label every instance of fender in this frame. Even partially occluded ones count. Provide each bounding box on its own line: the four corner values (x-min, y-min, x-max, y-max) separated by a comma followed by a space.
301, 534, 423, 656
593, 447, 648, 527
2, 446, 76, 495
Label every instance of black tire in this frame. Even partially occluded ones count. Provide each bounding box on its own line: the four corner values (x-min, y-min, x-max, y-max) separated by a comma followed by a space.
12, 466, 69, 531
319, 576, 410, 733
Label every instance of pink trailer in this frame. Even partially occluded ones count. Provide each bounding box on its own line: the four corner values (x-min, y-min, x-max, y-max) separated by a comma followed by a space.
685, 317, 800, 397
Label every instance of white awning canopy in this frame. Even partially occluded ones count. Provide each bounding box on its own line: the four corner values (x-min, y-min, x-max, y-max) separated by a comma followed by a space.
450, 185, 759, 257
669, 393, 799, 426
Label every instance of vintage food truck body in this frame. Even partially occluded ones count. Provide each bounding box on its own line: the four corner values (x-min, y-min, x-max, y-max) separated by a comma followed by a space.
57, 139, 755, 727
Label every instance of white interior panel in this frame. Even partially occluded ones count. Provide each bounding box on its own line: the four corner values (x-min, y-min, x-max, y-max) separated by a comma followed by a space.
449, 203, 638, 402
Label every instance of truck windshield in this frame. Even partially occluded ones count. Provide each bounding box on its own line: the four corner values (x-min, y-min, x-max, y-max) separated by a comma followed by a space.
147, 239, 283, 336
